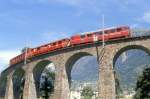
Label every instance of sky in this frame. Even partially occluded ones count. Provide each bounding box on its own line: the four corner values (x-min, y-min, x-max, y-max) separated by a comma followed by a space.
0, 0, 150, 72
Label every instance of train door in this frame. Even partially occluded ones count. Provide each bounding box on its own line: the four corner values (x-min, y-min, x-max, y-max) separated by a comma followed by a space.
93, 33, 98, 42
96, 31, 102, 41
58, 41, 62, 49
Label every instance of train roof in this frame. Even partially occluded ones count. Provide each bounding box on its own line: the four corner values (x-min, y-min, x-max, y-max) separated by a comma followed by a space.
77, 26, 129, 35
33, 38, 69, 49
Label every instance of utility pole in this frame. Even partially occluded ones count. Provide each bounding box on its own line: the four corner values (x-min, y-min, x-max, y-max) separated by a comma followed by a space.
24, 47, 28, 65
97, 15, 106, 99
95, 14, 106, 64
102, 14, 105, 48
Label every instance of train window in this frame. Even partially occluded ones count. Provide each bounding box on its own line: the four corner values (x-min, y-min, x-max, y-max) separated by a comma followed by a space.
37, 48, 40, 50
58, 41, 62, 44
97, 31, 102, 35
104, 30, 109, 34
81, 35, 85, 38
87, 34, 92, 37
110, 29, 116, 33
63, 39, 66, 41
117, 28, 122, 31
44, 46, 47, 48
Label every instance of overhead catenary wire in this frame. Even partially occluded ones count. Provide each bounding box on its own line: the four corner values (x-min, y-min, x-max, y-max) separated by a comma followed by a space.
96, 14, 106, 64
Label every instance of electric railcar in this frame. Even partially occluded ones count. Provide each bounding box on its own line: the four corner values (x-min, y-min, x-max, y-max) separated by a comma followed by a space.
10, 26, 130, 65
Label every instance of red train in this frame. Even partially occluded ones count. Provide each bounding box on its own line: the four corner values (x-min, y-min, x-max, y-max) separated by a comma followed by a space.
10, 26, 130, 65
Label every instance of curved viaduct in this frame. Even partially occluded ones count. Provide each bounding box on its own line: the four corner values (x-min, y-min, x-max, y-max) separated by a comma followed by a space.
0, 36, 150, 99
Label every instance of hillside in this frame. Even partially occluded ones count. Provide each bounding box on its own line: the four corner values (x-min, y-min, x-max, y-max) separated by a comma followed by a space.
71, 49, 150, 90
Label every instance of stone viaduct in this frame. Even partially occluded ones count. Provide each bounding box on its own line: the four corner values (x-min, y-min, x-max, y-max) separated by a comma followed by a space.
0, 36, 150, 99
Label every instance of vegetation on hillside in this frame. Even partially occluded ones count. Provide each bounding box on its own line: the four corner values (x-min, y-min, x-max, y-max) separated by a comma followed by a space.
81, 86, 94, 99
134, 67, 150, 99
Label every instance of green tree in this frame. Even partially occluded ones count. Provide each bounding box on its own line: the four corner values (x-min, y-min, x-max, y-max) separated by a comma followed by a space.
47, 72, 55, 80
40, 74, 55, 99
81, 86, 94, 99
134, 67, 150, 99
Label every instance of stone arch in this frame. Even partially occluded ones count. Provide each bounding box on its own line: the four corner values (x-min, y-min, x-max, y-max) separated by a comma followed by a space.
65, 52, 94, 87
33, 60, 56, 98
113, 44, 150, 97
12, 67, 25, 99
113, 45, 150, 67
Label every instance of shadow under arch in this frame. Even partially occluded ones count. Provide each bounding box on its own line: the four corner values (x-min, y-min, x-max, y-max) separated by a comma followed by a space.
65, 52, 93, 87
12, 68, 25, 99
113, 45, 150, 67
33, 60, 55, 98
0, 72, 8, 98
